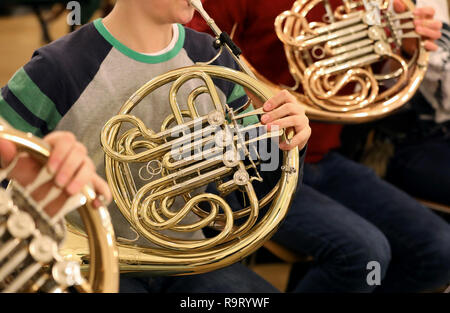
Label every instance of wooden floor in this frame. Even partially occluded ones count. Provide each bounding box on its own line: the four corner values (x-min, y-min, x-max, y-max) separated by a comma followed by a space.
251, 263, 291, 292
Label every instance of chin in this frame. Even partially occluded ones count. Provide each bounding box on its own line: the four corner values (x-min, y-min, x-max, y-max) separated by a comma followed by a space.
177, 9, 195, 24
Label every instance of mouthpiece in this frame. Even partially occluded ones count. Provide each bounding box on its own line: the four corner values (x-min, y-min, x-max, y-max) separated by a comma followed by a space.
188, 0, 255, 78
189, 0, 216, 35
189, 0, 203, 11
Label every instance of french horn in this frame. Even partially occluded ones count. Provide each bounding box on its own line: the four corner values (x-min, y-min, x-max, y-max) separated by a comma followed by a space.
246, 0, 429, 123
94, 0, 299, 275
0, 119, 119, 293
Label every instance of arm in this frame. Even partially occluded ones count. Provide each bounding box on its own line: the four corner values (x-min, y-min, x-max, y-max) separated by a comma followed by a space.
0, 50, 64, 138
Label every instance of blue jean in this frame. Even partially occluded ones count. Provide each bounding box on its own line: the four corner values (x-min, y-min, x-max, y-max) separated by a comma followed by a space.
271, 152, 450, 292
118, 146, 303, 294
386, 135, 450, 206
119, 263, 279, 293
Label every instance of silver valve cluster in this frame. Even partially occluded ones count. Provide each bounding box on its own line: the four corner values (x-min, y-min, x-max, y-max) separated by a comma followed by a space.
0, 187, 84, 293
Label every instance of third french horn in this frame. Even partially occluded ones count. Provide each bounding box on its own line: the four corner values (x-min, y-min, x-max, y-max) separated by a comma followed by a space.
246, 0, 429, 123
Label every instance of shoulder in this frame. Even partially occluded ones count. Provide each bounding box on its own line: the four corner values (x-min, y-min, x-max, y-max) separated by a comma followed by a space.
23, 22, 113, 116
34, 22, 112, 71
0, 23, 112, 137
182, 26, 219, 62
182, 26, 237, 69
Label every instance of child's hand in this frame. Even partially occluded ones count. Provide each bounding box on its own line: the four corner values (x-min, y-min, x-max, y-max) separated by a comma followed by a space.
260, 90, 311, 151
394, 0, 442, 53
0, 131, 111, 216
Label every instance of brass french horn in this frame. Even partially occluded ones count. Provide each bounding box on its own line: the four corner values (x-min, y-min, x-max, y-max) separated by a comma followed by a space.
95, 0, 300, 275
245, 0, 429, 123
0, 119, 119, 292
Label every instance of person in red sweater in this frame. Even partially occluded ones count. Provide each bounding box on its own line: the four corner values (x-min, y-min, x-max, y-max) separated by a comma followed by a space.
188, 0, 450, 292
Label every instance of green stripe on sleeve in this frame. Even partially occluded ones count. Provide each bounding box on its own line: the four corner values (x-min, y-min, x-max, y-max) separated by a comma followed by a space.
239, 103, 259, 127
227, 84, 258, 126
7, 68, 61, 131
0, 95, 42, 137
227, 84, 246, 104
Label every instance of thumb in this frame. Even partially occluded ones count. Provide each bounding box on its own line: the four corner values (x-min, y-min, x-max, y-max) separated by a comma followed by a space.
0, 138, 17, 168
393, 0, 406, 13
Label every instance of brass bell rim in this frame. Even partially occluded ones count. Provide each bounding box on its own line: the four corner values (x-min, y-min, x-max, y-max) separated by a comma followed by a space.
100, 65, 300, 275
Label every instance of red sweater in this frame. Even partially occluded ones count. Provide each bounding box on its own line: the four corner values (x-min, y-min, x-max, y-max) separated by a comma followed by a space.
187, 0, 343, 163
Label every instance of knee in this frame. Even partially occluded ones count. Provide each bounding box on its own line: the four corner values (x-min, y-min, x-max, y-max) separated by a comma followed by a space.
333, 224, 391, 267
326, 229, 392, 291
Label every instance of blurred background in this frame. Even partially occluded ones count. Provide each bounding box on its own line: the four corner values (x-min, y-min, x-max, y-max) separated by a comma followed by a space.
0, 0, 115, 85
